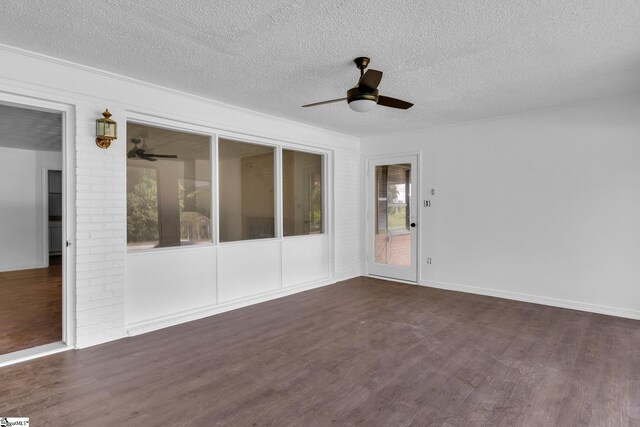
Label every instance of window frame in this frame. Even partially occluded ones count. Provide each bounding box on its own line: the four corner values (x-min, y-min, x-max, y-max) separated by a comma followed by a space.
215, 134, 329, 244
124, 112, 331, 252
216, 135, 280, 244
281, 147, 327, 239
278, 144, 328, 241
125, 115, 216, 253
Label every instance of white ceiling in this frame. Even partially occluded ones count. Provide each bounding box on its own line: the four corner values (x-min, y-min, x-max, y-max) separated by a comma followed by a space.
1, 1, 639, 137
0, 104, 62, 151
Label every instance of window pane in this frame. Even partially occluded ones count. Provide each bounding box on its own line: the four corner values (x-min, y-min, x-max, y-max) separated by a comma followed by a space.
218, 139, 275, 242
127, 166, 159, 249
127, 123, 211, 250
374, 164, 411, 267
283, 150, 323, 236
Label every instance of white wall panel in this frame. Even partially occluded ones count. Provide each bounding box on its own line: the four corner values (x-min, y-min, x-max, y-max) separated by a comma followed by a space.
218, 241, 281, 302
0, 148, 62, 271
125, 246, 216, 326
333, 149, 363, 280
362, 94, 640, 319
282, 236, 330, 287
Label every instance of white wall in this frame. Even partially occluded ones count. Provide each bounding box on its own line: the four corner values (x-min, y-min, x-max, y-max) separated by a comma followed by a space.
0, 44, 361, 348
334, 148, 363, 280
0, 147, 62, 271
362, 94, 640, 319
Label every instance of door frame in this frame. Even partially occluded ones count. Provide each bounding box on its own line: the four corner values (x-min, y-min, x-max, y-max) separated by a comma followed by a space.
0, 91, 76, 355
365, 152, 421, 283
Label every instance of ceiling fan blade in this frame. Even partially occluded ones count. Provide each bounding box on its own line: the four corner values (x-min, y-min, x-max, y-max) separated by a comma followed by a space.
127, 147, 143, 158
377, 95, 413, 110
358, 69, 383, 91
302, 98, 347, 108
147, 154, 178, 159
140, 155, 158, 162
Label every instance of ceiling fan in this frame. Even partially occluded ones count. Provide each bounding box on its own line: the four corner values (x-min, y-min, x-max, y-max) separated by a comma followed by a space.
127, 138, 178, 162
302, 57, 413, 112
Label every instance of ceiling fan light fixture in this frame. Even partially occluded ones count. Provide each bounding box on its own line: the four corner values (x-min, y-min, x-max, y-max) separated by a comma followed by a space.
347, 87, 378, 113
348, 99, 377, 112
302, 57, 413, 112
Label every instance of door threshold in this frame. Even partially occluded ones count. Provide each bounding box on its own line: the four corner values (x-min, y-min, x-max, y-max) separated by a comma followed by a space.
0, 342, 72, 368
367, 274, 417, 285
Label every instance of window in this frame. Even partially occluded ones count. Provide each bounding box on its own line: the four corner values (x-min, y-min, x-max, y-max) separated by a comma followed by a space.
376, 164, 410, 233
283, 149, 323, 236
127, 123, 211, 250
218, 138, 275, 242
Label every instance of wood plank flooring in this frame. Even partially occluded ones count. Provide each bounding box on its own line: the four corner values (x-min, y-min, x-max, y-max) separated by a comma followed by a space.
1, 276, 638, 426
0, 261, 62, 355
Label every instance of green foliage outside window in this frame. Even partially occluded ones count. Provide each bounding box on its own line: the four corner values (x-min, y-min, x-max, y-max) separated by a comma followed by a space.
127, 167, 159, 245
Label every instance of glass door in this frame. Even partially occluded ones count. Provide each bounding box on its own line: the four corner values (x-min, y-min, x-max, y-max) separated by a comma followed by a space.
367, 156, 417, 282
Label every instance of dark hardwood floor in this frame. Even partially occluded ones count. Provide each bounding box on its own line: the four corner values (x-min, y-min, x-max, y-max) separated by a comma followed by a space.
0, 259, 62, 355
1, 276, 638, 426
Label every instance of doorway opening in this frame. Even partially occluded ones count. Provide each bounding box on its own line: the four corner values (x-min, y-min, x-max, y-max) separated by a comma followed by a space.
0, 103, 65, 357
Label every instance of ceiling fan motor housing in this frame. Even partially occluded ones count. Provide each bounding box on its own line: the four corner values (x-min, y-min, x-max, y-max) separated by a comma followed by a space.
347, 87, 379, 104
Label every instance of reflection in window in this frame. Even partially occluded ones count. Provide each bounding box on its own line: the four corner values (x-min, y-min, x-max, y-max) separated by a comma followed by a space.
127, 167, 159, 248
283, 150, 323, 236
127, 123, 211, 250
218, 139, 275, 242
376, 164, 410, 232
179, 177, 212, 243
375, 164, 411, 267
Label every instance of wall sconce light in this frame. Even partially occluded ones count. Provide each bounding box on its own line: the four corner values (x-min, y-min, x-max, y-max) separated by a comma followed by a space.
95, 109, 117, 149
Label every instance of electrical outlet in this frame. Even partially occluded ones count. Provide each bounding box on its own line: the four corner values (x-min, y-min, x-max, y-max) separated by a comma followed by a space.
426, 257, 432, 264
423, 200, 431, 207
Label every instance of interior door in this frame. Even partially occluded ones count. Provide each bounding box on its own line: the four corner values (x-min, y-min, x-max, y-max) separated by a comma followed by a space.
367, 156, 418, 282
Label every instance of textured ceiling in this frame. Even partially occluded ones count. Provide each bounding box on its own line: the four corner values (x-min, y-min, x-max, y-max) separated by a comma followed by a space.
1, 1, 639, 137
0, 104, 62, 151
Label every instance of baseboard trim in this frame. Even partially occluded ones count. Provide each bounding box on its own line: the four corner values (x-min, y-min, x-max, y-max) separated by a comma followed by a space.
334, 272, 363, 283
0, 262, 47, 273
126, 277, 337, 337
420, 280, 640, 321
76, 332, 128, 349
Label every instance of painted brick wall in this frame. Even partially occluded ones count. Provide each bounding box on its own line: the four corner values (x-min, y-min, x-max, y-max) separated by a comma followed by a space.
333, 148, 363, 280
74, 104, 127, 347
73, 112, 364, 347
0, 46, 362, 349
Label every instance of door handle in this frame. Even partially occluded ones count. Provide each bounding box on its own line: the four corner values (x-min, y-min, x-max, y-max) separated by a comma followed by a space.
410, 223, 416, 228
